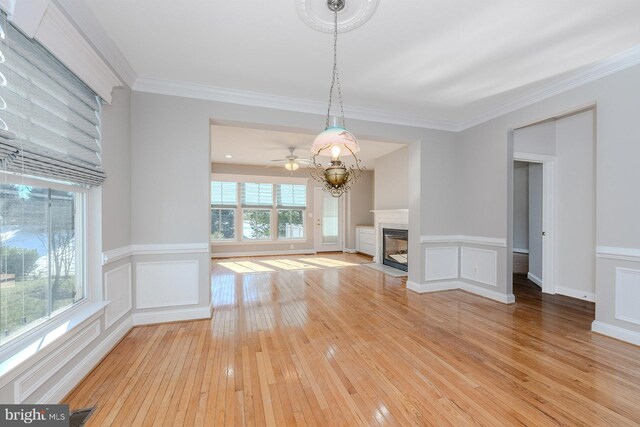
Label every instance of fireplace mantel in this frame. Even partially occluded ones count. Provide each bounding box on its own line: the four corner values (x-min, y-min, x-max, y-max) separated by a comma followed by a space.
371, 209, 409, 263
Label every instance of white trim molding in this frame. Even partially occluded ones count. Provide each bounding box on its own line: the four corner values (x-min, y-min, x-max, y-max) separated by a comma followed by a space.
592, 321, 640, 347
133, 77, 459, 131
103, 243, 210, 265
132, 306, 212, 326
459, 45, 640, 130
596, 246, 640, 263
420, 235, 507, 247
407, 280, 515, 304
38, 315, 133, 404
556, 286, 595, 302
513, 248, 529, 254
527, 272, 543, 288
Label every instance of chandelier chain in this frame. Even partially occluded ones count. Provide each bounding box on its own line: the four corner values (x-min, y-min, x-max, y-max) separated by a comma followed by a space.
326, 11, 345, 128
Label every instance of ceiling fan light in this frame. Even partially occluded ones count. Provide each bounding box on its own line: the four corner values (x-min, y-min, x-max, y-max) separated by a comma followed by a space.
285, 161, 299, 171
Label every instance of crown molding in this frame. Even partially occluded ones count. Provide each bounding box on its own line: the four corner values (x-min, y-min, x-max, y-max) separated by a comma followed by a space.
132, 77, 460, 132
52, 0, 137, 87
133, 43, 640, 133
458, 44, 640, 130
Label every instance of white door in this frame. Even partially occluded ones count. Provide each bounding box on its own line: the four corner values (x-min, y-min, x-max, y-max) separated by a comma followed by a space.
314, 188, 344, 252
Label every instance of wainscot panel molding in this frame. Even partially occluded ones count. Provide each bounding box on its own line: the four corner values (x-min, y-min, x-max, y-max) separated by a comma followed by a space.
461, 247, 498, 287
425, 247, 459, 281
556, 286, 595, 302
596, 246, 640, 263
102, 245, 134, 265
592, 321, 640, 346
38, 316, 133, 404
136, 260, 200, 309
211, 249, 316, 258
132, 306, 213, 326
15, 320, 100, 403
615, 267, 640, 326
104, 263, 133, 329
420, 235, 507, 247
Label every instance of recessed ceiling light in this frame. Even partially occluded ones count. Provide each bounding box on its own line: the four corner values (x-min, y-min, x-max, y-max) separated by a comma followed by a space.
225, 154, 232, 158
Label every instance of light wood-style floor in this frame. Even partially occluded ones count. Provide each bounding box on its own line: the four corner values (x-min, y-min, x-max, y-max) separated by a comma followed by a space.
65, 253, 640, 426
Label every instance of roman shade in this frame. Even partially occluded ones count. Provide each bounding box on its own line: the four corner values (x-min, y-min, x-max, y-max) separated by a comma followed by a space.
0, 12, 105, 186
241, 183, 273, 208
211, 181, 237, 206
276, 184, 306, 208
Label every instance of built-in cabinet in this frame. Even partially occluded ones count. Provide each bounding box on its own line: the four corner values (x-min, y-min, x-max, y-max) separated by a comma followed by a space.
356, 226, 375, 256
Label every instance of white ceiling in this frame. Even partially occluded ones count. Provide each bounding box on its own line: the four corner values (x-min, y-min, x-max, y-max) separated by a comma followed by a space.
210, 125, 405, 169
85, 0, 640, 125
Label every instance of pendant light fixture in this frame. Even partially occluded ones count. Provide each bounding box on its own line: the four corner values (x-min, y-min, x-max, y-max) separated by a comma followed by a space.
309, 0, 364, 197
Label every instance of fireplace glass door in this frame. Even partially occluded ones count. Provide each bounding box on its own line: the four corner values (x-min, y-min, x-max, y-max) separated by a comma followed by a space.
383, 228, 408, 271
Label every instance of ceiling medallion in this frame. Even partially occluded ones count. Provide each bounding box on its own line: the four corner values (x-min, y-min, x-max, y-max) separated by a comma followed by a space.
296, 0, 380, 33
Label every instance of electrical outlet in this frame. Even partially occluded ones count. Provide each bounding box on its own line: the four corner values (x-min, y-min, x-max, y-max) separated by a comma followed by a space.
473, 267, 478, 273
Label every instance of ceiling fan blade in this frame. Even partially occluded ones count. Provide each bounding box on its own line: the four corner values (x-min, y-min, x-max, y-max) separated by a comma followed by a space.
296, 159, 314, 164
270, 158, 287, 162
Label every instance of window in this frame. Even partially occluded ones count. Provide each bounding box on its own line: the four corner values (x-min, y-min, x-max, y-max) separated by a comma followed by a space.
277, 184, 306, 239
0, 12, 98, 348
210, 179, 307, 242
211, 181, 237, 240
0, 181, 86, 346
241, 183, 273, 240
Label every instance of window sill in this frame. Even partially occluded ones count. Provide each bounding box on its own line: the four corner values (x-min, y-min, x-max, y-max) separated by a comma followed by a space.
0, 301, 109, 387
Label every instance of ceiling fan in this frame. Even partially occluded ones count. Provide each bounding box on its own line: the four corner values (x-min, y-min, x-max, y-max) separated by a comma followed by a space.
270, 147, 313, 171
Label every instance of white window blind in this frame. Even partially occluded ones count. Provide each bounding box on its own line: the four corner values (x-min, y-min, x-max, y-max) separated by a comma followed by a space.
0, 11, 105, 186
211, 181, 237, 206
276, 184, 306, 208
241, 183, 273, 207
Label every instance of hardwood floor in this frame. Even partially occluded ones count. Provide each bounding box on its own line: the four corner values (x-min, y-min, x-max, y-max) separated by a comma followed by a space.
65, 254, 640, 426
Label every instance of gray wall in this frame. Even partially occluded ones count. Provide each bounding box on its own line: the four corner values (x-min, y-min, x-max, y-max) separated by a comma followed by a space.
555, 110, 596, 297
346, 170, 374, 250
458, 63, 640, 338
513, 162, 529, 252
528, 163, 543, 281
374, 147, 408, 210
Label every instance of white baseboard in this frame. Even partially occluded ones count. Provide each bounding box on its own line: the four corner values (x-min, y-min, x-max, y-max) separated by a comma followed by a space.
343, 248, 357, 254
513, 248, 529, 254
592, 321, 640, 346
527, 272, 543, 287
407, 280, 459, 293
39, 316, 133, 404
556, 286, 596, 302
407, 280, 515, 304
460, 282, 516, 304
132, 306, 212, 326
211, 249, 316, 258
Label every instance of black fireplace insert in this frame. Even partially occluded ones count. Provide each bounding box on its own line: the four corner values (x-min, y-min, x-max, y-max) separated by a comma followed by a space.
382, 228, 408, 271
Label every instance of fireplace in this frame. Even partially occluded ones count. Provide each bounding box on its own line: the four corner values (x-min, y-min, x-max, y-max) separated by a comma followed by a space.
382, 228, 408, 271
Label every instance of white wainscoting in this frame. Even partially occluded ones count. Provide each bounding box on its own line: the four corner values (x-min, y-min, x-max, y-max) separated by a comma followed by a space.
425, 247, 459, 281
136, 260, 200, 309
104, 263, 132, 329
15, 320, 100, 402
615, 267, 640, 326
461, 247, 498, 287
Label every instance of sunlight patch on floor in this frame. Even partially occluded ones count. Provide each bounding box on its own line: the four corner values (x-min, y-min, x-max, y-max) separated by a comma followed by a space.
215, 256, 359, 274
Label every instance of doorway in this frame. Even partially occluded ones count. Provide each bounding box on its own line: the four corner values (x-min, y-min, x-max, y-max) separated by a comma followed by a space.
314, 188, 345, 252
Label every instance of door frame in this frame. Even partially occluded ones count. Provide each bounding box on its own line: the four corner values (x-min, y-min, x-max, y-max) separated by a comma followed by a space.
313, 187, 346, 253
513, 152, 556, 295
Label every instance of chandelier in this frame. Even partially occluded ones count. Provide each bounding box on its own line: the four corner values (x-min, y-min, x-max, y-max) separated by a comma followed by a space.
309, 0, 364, 197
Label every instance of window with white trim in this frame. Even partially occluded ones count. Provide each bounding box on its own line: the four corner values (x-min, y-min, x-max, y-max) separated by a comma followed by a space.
0, 11, 100, 347
210, 180, 307, 242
